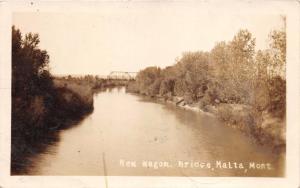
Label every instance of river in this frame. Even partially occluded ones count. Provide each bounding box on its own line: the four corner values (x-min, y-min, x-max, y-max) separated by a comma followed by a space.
28, 87, 284, 176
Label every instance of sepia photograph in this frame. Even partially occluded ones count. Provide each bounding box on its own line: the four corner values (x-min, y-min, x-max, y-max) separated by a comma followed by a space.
0, 1, 299, 187
11, 5, 287, 177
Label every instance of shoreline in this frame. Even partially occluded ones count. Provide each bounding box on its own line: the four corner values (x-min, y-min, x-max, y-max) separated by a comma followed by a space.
11, 81, 284, 174
11, 78, 132, 175
128, 91, 286, 153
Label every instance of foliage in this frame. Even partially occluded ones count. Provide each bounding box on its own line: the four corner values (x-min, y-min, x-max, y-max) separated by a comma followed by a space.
129, 28, 286, 119
268, 30, 286, 78
12, 26, 52, 98
135, 66, 161, 95
11, 26, 94, 174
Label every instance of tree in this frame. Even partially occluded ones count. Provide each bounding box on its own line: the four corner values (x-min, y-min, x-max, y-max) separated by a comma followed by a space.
255, 50, 270, 81
12, 26, 51, 98
135, 66, 161, 94
268, 30, 286, 78
172, 52, 211, 99
227, 29, 256, 103
210, 41, 231, 85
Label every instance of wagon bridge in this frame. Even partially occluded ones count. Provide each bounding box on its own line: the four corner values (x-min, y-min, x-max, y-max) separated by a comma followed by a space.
107, 71, 137, 80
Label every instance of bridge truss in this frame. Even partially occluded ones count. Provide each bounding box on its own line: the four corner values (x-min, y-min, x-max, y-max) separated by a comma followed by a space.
107, 71, 137, 80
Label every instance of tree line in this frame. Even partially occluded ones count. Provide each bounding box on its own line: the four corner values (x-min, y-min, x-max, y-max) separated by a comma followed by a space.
128, 28, 286, 118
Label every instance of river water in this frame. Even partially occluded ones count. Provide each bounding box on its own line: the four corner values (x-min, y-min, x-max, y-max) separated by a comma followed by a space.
29, 87, 284, 176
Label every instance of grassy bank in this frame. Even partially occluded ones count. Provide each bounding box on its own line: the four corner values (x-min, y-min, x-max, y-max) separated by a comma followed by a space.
126, 29, 286, 152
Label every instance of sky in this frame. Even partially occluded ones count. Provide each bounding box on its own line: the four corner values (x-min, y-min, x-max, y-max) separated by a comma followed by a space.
13, 4, 284, 76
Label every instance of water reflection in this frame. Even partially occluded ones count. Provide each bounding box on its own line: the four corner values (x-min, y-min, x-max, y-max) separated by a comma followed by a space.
28, 87, 284, 176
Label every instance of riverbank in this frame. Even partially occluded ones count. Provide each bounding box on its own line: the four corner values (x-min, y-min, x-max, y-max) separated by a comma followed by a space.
12, 76, 132, 174
25, 87, 285, 177
12, 79, 95, 174
11, 26, 100, 174
126, 86, 285, 153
